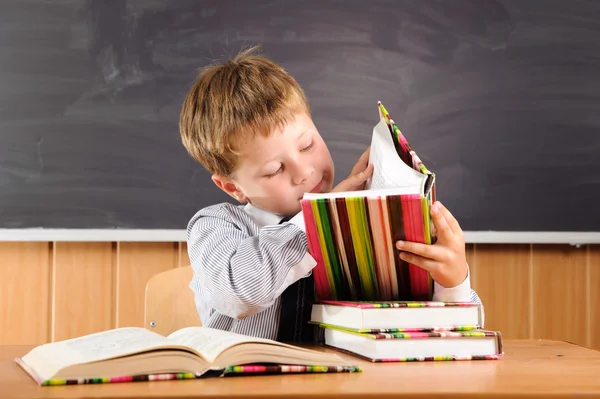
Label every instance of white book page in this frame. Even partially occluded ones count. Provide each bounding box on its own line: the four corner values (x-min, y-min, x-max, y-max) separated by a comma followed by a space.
303, 186, 419, 200
22, 327, 170, 380
366, 119, 426, 192
167, 327, 274, 364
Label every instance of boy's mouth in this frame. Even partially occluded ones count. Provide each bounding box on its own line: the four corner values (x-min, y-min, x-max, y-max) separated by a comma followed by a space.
309, 179, 324, 193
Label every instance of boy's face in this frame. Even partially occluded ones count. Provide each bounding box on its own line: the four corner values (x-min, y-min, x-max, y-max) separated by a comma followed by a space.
213, 110, 334, 216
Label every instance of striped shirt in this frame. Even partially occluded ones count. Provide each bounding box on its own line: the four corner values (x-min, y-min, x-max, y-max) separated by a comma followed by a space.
187, 202, 483, 340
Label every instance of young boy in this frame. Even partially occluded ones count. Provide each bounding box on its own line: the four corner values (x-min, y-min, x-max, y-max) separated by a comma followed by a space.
179, 46, 482, 343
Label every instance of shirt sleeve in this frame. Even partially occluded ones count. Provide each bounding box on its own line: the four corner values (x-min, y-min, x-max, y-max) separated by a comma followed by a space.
431, 265, 485, 326
187, 204, 315, 320
432, 265, 483, 304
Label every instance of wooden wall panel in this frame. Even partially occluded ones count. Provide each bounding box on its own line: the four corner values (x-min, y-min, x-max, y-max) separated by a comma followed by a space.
178, 242, 190, 267
115, 243, 178, 328
0, 241, 598, 347
52, 242, 113, 342
470, 244, 532, 339
465, 244, 475, 272
532, 245, 588, 347
589, 245, 600, 350
0, 243, 51, 345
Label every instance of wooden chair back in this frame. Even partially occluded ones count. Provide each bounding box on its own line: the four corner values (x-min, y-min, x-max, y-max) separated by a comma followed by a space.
144, 266, 201, 336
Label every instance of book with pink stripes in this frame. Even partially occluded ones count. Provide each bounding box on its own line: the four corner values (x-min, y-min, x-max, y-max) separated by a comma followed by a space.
301, 102, 436, 302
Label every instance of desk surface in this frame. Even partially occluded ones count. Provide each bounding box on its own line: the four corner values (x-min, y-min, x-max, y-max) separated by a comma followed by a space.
2, 340, 600, 399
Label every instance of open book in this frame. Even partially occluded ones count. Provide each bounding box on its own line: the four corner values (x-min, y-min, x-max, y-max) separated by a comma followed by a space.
16, 326, 360, 386
301, 102, 436, 302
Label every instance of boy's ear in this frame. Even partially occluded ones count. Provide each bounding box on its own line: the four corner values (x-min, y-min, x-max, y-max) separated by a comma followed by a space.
211, 174, 249, 203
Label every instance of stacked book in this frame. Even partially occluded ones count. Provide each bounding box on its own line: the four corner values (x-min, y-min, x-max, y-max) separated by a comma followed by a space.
310, 300, 503, 362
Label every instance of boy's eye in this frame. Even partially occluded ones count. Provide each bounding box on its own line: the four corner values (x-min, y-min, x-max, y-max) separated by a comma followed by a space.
265, 165, 283, 178
301, 142, 314, 152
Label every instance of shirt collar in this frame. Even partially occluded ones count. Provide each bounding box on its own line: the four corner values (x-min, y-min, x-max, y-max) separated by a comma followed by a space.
243, 203, 286, 227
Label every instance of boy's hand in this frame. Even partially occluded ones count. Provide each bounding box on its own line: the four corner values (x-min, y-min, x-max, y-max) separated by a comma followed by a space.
395, 201, 468, 288
331, 147, 374, 193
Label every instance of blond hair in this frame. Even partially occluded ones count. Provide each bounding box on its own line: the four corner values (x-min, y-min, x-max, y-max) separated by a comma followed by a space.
179, 46, 310, 176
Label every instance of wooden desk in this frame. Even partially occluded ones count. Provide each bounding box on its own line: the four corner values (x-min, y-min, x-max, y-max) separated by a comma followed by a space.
2, 340, 600, 399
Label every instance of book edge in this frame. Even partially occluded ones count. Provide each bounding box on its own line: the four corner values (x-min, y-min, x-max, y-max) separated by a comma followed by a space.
309, 321, 482, 333
322, 325, 501, 340
325, 343, 504, 362
15, 357, 45, 385
316, 300, 481, 308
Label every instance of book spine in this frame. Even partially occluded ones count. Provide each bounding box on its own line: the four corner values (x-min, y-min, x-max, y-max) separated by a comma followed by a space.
314, 322, 481, 333
377, 102, 407, 164
362, 330, 500, 339
421, 197, 432, 245
223, 364, 362, 375
370, 354, 503, 362
318, 300, 480, 308
41, 372, 203, 386
326, 345, 503, 363
38, 366, 364, 385
496, 331, 504, 355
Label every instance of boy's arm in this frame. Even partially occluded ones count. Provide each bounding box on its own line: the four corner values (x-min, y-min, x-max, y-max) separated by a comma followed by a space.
187, 205, 314, 320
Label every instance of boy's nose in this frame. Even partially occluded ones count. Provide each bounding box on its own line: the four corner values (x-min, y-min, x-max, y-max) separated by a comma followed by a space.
292, 164, 314, 185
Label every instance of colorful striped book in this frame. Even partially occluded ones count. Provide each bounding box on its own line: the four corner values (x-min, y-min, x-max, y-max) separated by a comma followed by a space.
15, 326, 360, 386
301, 102, 436, 302
310, 300, 484, 332
322, 325, 504, 362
